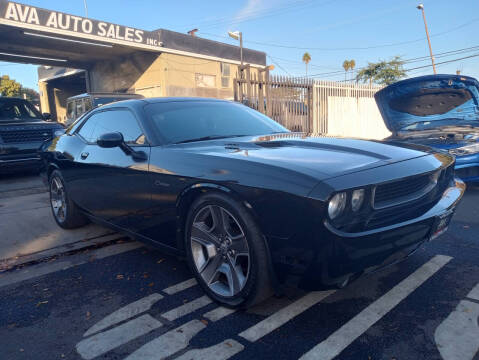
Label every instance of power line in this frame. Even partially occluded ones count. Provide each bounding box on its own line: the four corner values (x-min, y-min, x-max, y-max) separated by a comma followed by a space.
404, 52, 479, 72
267, 55, 292, 76
200, 17, 479, 51
291, 45, 479, 78
186, 0, 340, 31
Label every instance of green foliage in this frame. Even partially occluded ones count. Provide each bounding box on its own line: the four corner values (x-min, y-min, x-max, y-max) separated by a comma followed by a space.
356, 56, 406, 85
0, 75, 39, 101
19, 87, 39, 102
302, 52, 311, 65
0, 75, 21, 97
342, 59, 356, 81
302, 52, 311, 76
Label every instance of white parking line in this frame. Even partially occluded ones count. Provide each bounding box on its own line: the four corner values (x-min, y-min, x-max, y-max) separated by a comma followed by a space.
175, 339, 244, 360
162, 278, 197, 295
239, 290, 335, 342
466, 282, 479, 300
162, 295, 212, 321
203, 306, 237, 322
300, 255, 452, 360
76, 314, 162, 360
126, 320, 206, 360
84, 293, 164, 337
434, 300, 479, 360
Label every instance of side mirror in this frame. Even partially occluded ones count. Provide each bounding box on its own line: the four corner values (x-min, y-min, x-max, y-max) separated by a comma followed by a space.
43, 112, 52, 120
97, 132, 124, 148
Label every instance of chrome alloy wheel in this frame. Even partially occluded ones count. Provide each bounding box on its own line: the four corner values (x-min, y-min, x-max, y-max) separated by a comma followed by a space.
190, 205, 250, 297
50, 176, 67, 222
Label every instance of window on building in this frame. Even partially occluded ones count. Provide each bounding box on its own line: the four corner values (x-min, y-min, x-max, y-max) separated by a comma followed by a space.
195, 74, 216, 88
221, 63, 230, 88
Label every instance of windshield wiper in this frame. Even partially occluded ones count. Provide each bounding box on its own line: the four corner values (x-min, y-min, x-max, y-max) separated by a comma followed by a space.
174, 134, 248, 144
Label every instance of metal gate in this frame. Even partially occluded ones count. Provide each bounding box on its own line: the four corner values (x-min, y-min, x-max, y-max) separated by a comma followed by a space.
234, 69, 313, 133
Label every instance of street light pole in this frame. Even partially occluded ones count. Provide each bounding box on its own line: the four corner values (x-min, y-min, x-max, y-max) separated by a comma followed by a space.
417, 4, 436, 74
239, 32, 243, 68
228, 30, 244, 73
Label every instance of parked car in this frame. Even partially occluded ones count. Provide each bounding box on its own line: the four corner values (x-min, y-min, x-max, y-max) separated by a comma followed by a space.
41, 98, 464, 308
375, 74, 479, 182
65, 93, 144, 125
0, 97, 64, 174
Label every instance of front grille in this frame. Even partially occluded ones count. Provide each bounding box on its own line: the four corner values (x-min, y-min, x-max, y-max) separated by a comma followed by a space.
334, 164, 454, 233
0, 129, 53, 143
374, 173, 433, 209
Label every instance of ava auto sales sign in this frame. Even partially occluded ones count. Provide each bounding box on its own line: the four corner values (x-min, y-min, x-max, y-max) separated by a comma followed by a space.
0, 1, 162, 47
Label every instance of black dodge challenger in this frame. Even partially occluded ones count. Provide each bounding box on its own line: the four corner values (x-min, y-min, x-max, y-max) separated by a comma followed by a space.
41, 98, 465, 308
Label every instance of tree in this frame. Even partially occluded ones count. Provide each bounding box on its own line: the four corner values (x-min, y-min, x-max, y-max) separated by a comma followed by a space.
342, 59, 356, 81
356, 56, 406, 85
302, 52, 311, 77
342, 60, 351, 81
19, 87, 39, 102
0, 75, 21, 97
349, 59, 356, 81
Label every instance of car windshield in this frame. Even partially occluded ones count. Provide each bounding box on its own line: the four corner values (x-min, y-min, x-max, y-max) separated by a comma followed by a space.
0, 98, 43, 121
145, 101, 289, 144
400, 118, 479, 131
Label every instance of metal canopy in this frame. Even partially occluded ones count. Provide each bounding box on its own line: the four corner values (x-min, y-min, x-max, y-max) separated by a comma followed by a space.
0, 0, 266, 69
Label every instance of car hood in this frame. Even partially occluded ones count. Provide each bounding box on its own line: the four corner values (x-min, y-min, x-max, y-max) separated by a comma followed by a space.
175, 134, 433, 180
375, 74, 479, 132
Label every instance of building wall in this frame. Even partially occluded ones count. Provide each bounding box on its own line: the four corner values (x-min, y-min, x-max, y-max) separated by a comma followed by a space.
128, 52, 261, 100
39, 51, 264, 122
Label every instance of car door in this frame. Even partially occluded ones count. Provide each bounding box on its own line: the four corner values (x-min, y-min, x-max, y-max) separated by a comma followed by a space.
69, 108, 152, 231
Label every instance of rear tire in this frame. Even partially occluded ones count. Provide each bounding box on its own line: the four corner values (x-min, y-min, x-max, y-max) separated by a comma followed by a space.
49, 170, 89, 229
184, 192, 272, 308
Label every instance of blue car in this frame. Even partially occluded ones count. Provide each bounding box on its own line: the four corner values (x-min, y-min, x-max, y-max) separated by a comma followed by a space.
375, 74, 479, 182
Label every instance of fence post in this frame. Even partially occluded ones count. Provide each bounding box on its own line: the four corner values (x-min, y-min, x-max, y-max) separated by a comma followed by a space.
312, 81, 318, 134
265, 69, 272, 117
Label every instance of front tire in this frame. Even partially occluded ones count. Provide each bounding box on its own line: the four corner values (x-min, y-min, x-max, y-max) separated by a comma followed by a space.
185, 192, 272, 308
49, 170, 89, 229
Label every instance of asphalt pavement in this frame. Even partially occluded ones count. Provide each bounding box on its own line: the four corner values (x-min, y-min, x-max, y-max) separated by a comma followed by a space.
0, 176, 478, 360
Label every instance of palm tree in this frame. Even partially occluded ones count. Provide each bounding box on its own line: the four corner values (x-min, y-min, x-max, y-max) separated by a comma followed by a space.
349, 59, 356, 82
342, 60, 350, 81
302, 52, 311, 77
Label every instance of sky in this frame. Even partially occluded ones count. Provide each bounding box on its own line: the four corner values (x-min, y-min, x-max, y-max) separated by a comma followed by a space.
1, 0, 478, 90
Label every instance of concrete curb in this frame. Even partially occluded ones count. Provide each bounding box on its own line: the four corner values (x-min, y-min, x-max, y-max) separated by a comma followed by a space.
0, 232, 127, 271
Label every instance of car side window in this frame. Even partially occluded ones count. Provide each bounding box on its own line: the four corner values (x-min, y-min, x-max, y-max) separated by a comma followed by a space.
83, 97, 92, 113
77, 109, 146, 145
66, 101, 75, 120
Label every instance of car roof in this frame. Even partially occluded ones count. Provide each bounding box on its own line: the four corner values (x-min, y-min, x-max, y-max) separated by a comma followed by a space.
67, 93, 144, 100
97, 97, 233, 110
0, 97, 31, 103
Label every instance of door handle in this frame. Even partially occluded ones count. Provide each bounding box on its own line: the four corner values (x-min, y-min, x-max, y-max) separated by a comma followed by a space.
80, 152, 89, 160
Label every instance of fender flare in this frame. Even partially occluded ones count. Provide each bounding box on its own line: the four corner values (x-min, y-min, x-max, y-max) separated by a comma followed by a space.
176, 182, 282, 295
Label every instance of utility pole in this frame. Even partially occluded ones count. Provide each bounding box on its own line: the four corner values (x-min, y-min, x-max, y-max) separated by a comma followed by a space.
417, 4, 436, 74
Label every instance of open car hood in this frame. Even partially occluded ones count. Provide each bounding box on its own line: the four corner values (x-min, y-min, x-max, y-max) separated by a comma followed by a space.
374, 74, 479, 133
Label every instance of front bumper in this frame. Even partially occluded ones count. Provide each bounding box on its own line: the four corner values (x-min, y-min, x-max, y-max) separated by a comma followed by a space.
454, 154, 479, 182
301, 178, 465, 289
0, 154, 42, 173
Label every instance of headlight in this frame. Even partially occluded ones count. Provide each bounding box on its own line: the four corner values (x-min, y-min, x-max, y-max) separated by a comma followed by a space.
328, 192, 347, 219
448, 143, 479, 156
351, 189, 365, 212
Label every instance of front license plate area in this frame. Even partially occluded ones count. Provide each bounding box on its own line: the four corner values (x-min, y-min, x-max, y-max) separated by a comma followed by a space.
430, 211, 453, 241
